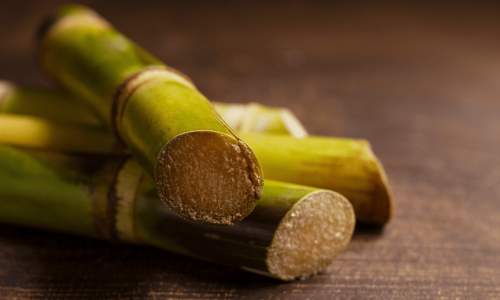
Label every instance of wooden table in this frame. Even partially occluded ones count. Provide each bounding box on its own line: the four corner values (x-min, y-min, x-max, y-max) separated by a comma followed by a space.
1, 1, 499, 299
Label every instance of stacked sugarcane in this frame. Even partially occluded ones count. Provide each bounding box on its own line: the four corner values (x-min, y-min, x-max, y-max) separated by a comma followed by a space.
0, 5, 392, 281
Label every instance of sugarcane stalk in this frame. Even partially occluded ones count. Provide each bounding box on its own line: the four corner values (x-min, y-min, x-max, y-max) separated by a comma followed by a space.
0, 145, 121, 238
0, 81, 308, 137
0, 114, 391, 225
0, 80, 102, 127
0, 144, 355, 281
0, 114, 124, 154
239, 133, 392, 225
37, 5, 264, 225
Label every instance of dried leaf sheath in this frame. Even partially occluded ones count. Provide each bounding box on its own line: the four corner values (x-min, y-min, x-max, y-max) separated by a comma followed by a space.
0, 145, 355, 281
37, 6, 263, 225
214, 102, 308, 138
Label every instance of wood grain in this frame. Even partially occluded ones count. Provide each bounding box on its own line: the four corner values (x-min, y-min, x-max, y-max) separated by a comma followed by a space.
1, 1, 500, 299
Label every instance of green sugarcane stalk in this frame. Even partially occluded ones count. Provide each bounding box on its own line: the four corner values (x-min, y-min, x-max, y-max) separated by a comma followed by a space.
0, 114, 124, 154
0, 114, 391, 225
0, 80, 102, 127
0, 144, 355, 281
0, 81, 308, 137
238, 133, 392, 225
37, 5, 264, 225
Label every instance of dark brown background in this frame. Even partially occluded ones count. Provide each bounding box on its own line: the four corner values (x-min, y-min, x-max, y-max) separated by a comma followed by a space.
1, 1, 500, 299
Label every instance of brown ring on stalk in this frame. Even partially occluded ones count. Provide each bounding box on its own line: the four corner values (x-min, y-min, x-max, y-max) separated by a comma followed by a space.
113, 158, 145, 243
91, 155, 131, 242
111, 66, 196, 144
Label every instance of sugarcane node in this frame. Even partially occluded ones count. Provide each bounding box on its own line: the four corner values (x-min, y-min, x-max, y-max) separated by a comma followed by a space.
113, 158, 145, 243
154, 130, 263, 226
267, 190, 355, 280
97, 155, 130, 242
111, 66, 195, 144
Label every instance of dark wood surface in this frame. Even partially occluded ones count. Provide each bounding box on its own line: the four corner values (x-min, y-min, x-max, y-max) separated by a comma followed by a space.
1, 1, 500, 299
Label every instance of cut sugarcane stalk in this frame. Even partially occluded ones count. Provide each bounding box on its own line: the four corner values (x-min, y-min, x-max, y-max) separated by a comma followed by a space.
0, 114, 391, 225
239, 133, 392, 225
0, 144, 355, 281
0, 81, 307, 137
37, 5, 264, 225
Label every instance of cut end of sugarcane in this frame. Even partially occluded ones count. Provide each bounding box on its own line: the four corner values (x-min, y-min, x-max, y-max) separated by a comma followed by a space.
267, 190, 355, 281
154, 130, 264, 226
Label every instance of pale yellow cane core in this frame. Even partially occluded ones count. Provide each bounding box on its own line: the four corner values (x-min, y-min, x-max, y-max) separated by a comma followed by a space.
155, 131, 263, 225
267, 190, 355, 280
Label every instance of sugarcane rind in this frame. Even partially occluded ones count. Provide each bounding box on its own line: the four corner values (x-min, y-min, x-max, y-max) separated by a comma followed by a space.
370, 156, 393, 224
38, 8, 113, 74
112, 66, 196, 142
240, 133, 393, 226
0, 114, 125, 154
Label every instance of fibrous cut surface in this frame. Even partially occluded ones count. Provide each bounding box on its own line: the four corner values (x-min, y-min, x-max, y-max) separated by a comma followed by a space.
155, 131, 262, 225
267, 190, 355, 280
